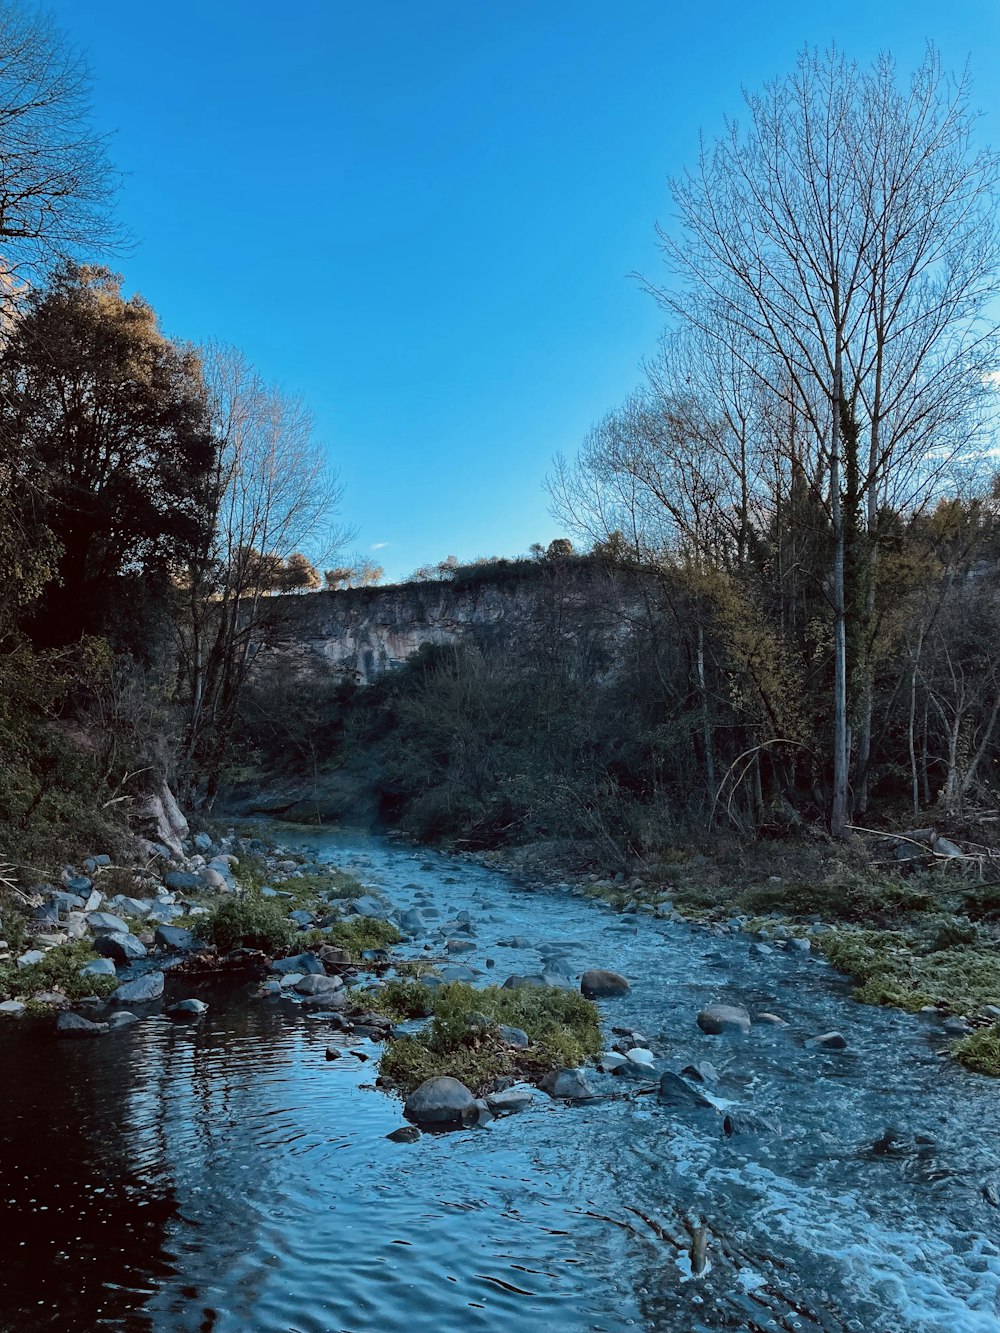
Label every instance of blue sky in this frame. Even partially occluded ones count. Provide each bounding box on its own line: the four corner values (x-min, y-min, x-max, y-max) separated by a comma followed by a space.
45, 0, 1000, 581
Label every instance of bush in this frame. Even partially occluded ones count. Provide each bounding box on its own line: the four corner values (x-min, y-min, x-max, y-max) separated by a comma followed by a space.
326, 917, 402, 959
952, 1024, 1000, 1076
202, 891, 294, 955
0, 939, 118, 1001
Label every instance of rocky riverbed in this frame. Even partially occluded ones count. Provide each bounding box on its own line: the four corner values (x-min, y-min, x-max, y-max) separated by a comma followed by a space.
2, 825, 1000, 1331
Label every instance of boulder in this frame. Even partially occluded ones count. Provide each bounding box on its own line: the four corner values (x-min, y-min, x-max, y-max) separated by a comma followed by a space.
0, 1000, 26, 1017
485, 1085, 535, 1114
386, 1126, 422, 1143
680, 1061, 719, 1085
111, 972, 164, 1004
723, 1111, 782, 1137
271, 952, 324, 975
80, 957, 116, 978
404, 1076, 476, 1126
56, 1011, 108, 1038
697, 1004, 751, 1036
94, 932, 147, 963
198, 868, 228, 891
498, 1024, 530, 1049
293, 973, 344, 996
106, 1011, 139, 1029
17, 950, 45, 968
539, 1067, 595, 1100
166, 998, 208, 1017
87, 912, 129, 935
350, 895, 387, 918
807, 1031, 847, 1050
154, 925, 197, 952
580, 969, 630, 999
163, 871, 201, 892
657, 1070, 716, 1110
193, 832, 214, 853
445, 938, 476, 954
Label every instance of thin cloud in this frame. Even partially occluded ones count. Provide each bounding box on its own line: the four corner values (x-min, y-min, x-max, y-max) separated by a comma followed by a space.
370, 541, 389, 550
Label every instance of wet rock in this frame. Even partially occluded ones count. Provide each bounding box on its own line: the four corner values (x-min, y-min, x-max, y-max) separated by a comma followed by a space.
657, 1070, 716, 1110
0, 1000, 25, 1017
163, 871, 201, 892
298, 990, 349, 1011
94, 932, 146, 963
387, 1125, 422, 1143
943, 1016, 972, 1036
580, 969, 630, 999
462, 1099, 495, 1128
350, 895, 387, 918
680, 1061, 720, 1085
439, 964, 479, 982
807, 1030, 847, 1050
87, 911, 129, 935
294, 973, 344, 996
539, 1068, 595, 1099
271, 952, 324, 976
787, 937, 811, 953
754, 1012, 788, 1027
485, 1085, 535, 1114
404, 1076, 475, 1126
597, 1051, 628, 1073
154, 925, 197, 952
107, 1011, 139, 1029
723, 1111, 781, 1137
398, 908, 427, 934
697, 1004, 751, 1036
80, 957, 116, 977
498, 936, 533, 949
56, 1011, 108, 1038
325, 1046, 342, 1060
498, 1024, 529, 1049
167, 998, 208, 1018
445, 938, 476, 954
111, 972, 164, 1004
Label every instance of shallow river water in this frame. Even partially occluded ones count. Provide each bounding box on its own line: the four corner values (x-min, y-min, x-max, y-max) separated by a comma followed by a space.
2, 829, 1000, 1333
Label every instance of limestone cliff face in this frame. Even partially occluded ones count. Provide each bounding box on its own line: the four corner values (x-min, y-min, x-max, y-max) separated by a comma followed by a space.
250, 565, 631, 684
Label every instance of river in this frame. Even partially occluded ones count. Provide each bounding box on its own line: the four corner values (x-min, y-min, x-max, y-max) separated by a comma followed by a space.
1, 829, 999, 1332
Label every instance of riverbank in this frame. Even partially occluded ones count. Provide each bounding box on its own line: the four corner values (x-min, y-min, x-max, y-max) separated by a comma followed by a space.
471, 830, 1000, 1075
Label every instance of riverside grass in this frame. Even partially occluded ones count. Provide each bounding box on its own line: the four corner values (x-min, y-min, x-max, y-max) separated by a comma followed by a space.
374, 979, 602, 1094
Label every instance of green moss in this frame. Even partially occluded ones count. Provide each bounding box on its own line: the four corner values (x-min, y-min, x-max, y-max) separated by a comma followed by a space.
0, 939, 118, 1001
325, 917, 401, 960
273, 869, 365, 907
821, 926, 1000, 1015
366, 978, 436, 1019
377, 980, 602, 1094
233, 853, 269, 894
202, 891, 294, 955
952, 1024, 1000, 1075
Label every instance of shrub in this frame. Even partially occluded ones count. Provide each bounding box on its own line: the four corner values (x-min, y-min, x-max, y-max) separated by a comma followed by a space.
952, 1024, 1000, 1076
326, 917, 401, 959
0, 939, 118, 1001
202, 891, 294, 955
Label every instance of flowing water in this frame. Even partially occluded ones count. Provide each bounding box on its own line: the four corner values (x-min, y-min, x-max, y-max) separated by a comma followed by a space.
2, 829, 1000, 1333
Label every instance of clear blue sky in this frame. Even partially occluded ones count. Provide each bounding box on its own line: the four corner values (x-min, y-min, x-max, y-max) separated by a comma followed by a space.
45, 0, 1000, 581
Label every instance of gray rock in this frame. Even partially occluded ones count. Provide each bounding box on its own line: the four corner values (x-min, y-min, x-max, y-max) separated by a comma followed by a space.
498, 1024, 529, 1049
271, 952, 324, 975
166, 998, 208, 1017
754, 1012, 788, 1027
108, 896, 153, 919
787, 937, 811, 953
0, 1000, 26, 1016
807, 1030, 847, 1050
293, 973, 344, 996
94, 932, 147, 963
597, 1051, 628, 1073
502, 973, 550, 990
438, 964, 478, 982
111, 972, 164, 1004
193, 832, 214, 852
163, 871, 201, 892
62, 875, 93, 895
386, 1125, 422, 1143
198, 868, 228, 891
154, 925, 197, 952
445, 938, 476, 954
80, 957, 116, 977
485, 1085, 535, 1114
697, 1004, 751, 1036
289, 910, 315, 927
404, 1075, 476, 1126
463, 1098, 495, 1128
580, 968, 630, 999
350, 895, 387, 918
106, 1011, 139, 1029
398, 908, 427, 934
56, 1011, 108, 1038
680, 1061, 720, 1084
87, 912, 129, 935
657, 1070, 716, 1110
723, 1111, 782, 1137
16, 950, 45, 968
539, 1067, 595, 1099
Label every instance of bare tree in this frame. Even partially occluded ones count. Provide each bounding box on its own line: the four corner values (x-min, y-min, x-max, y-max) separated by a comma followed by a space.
0, 2, 118, 290
640, 46, 1000, 835
176, 344, 347, 807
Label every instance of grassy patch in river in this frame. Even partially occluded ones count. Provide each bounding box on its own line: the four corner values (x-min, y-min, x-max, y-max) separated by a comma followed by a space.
374, 979, 602, 1094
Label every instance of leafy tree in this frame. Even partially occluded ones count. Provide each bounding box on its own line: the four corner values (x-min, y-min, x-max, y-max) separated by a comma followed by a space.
0, 264, 215, 652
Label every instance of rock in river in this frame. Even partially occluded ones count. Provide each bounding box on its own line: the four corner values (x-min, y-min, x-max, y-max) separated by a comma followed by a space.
167, 998, 208, 1018
580, 969, 630, 999
539, 1068, 595, 1100
807, 1031, 847, 1050
94, 932, 146, 963
111, 971, 164, 1004
697, 1004, 751, 1036
657, 1070, 716, 1110
404, 1076, 475, 1126
56, 1011, 108, 1038
271, 952, 324, 976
